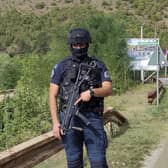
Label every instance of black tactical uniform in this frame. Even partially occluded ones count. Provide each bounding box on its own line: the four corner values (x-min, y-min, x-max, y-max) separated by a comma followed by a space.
50, 28, 112, 168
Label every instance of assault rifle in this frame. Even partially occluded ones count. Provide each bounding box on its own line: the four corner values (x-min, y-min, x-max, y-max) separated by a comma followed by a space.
61, 61, 100, 136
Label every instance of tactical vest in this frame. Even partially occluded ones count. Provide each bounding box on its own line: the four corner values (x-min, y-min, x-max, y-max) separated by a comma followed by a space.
58, 56, 104, 115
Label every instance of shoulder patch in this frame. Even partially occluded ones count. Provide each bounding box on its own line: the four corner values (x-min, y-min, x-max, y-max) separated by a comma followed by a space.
104, 71, 110, 78
50, 69, 55, 78
50, 64, 58, 78
54, 64, 58, 69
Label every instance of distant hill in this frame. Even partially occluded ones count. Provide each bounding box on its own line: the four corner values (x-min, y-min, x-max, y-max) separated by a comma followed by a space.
0, 0, 168, 48
0, 0, 168, 25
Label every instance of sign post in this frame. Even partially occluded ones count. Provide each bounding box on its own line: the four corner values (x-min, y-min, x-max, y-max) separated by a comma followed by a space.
156, 41, 159, 106
165, 50, 168, 77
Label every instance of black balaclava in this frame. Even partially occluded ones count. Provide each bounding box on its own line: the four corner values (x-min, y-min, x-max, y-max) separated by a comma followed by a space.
71, 44, 89, 61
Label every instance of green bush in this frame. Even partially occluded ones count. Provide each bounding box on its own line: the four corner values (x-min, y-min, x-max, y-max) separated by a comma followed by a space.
0, 57, 22, 90
0, 89, 51, 150
0, 54, 54, 149
0, 9, 51, 56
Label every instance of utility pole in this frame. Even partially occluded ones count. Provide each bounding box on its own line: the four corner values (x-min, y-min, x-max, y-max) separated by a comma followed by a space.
154, 24, 159, 106
156, 40, 159, 107
140, 23, 145, 83
141, 23, 145, 39
154, 24, 157, 38
165, 52, 167, 77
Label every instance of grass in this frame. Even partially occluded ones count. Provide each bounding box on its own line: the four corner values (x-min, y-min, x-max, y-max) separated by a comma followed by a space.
35, 83, 168, 168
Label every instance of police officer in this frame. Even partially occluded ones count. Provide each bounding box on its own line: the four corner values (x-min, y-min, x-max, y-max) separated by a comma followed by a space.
49, 28, 112, 168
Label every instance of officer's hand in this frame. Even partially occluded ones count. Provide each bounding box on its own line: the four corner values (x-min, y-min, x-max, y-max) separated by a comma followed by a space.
74, 90, 91, 105
53, 123, 63, 140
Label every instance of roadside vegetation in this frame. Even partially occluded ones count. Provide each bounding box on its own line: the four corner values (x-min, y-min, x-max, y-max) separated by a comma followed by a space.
0, 0, 167, 48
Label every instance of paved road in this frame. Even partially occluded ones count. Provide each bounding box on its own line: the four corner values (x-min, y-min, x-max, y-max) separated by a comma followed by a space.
153, 141, 168, 168
142, 136, 168, 168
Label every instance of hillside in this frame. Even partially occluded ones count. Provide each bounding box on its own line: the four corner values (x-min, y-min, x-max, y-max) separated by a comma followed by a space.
0, 0, 168, 48
0, 0, 168, 26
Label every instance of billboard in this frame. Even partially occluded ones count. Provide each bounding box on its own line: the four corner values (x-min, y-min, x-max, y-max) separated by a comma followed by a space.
127, 38, 167, 71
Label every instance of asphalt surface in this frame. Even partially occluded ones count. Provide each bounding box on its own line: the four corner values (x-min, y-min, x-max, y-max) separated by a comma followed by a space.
142, 136, 168, 168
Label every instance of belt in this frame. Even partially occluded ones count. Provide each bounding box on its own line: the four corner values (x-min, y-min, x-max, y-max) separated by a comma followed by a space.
60, 104, 103, 116
80, 107, 103, 116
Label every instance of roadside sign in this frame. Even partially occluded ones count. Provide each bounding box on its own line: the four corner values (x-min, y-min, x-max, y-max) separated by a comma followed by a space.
127, 38, 168, 70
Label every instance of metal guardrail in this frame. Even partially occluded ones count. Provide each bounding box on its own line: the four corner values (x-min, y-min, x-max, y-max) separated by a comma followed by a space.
0, 108, 128, 168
